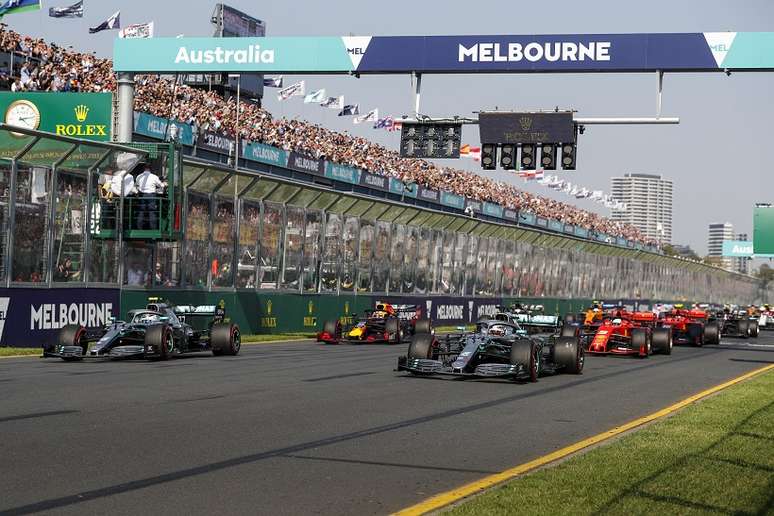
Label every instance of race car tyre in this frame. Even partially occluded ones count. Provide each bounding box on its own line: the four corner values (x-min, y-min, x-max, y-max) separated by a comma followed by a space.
145, 324, 174, 360
560, 324, 579, 338
631, 328, 649, 358
563, 313, 577, 325
385, 318, 401, 344
737, 319, 750, 339
651, 327, 672, 355
703, 322, 720, 345
321, 320, 339, 342
510, 339, 539, 382
688, 323, 704, 347
408, 334, 433, 360
554, 337, 584, 374
749, 320, 759, 338
211, 323, 241, 356
414, 319, 432, 335
58, 324, 86, 361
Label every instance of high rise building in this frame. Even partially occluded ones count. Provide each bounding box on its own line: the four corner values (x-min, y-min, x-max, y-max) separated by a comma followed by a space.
610, 173, 673, 244
707, 222, 735, 271
734, 232, 750, 275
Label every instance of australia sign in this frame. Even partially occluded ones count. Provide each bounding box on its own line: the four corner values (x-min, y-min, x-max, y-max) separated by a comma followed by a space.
114, 33, 774, 74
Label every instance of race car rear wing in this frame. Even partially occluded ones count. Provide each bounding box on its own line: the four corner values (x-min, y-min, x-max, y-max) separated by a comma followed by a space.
173, 304, 226, 328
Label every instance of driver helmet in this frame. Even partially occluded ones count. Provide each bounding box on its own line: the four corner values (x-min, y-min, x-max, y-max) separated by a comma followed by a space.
612, 318, 622, 325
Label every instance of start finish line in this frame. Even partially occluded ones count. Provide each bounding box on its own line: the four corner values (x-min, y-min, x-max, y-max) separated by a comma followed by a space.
113, 32, 774, 74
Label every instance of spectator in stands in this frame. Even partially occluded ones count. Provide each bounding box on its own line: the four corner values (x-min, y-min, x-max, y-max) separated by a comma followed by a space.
0, 25, 657, 247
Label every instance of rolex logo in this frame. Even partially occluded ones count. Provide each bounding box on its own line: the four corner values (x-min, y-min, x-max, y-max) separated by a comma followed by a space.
74, 104, 89, 122
519, 116, 532, 131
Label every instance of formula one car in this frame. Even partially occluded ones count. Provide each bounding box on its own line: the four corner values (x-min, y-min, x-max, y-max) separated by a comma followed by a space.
43, 298, 240, 360
715, 308, 759, 339
578, 310, 672, 357
658, 306, 720, 346
397, 318, 583, 382
318, 301, 430, 344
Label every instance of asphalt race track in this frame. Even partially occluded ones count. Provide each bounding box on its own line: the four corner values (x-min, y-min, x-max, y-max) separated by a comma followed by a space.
2, 334, 774, 515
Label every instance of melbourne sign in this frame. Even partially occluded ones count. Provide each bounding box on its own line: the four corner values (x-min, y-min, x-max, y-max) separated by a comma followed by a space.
114, 33, 774, 73
0, 288, 119, 348
0, 92, 112, 141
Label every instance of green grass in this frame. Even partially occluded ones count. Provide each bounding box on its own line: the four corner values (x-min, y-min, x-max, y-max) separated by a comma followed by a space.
241, 333, 315, 343
0, 347, 42, 357
434, 324, 475, 333
448, 368, 774, 516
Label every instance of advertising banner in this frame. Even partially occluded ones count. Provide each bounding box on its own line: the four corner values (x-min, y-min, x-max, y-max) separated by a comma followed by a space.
440, 191, 465, 209
241, 141, 289, 167
0, 288, 120, 348
114, 33, 774, 74
482, 202, 504, 218
754, 206, 774, 255
0, 92, 112, 141
133, 111, 194, 146
417, 186, 440, 203
359, 170, 389, 191
465, 199, 482, 213
388, 178, 418, 198
287, 151, 324, 176
722, 240, 754, 257
503, 208, 519, 221
324, 162, 361, 184
197, 130, 235, 155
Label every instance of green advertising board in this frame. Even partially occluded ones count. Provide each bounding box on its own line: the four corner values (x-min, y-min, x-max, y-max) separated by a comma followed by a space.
0, 92, 112, 142
754, 206, 774, 255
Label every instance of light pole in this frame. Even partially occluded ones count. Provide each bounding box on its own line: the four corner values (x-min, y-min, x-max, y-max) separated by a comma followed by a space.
229, 74, 241, 171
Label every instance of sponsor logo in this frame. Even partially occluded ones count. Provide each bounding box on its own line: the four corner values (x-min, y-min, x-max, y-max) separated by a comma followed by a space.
30, 303, 113, 330
363, 173, 386, 188
0, 297, 9, 342
436, 304, 464, 320
341, 36, 372, 68
458, 41, 611, 63
175, 45, 275, 64
55, 104, 108, 138
201, 132, 233, 152
519, 116, 532, 131
476, 304, 499, 319
261, 299, 276, 328
419, 188, 439, 201
247, 144, 282, 163
292, 155, 320, 173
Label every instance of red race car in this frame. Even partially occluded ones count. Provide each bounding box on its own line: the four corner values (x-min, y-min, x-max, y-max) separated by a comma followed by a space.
580, 310, 672, 357
658, 306, 720, 346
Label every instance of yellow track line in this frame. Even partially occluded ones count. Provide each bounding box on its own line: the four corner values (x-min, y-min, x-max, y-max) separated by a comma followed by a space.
394, 363, 774, 516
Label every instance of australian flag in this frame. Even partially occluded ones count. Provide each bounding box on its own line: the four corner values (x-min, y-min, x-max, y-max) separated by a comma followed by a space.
89, 10, 120, 33
49, 0, 82, 18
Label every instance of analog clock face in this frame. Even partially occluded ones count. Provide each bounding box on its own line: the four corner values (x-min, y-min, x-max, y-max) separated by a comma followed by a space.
5, 100, 41, 134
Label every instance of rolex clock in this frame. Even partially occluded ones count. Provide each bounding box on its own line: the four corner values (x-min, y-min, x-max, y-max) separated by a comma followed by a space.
5, 99, 41, 135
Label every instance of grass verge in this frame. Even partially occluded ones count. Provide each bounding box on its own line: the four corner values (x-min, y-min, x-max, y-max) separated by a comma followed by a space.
0, 334, 316, 357
447, 367, 774, 516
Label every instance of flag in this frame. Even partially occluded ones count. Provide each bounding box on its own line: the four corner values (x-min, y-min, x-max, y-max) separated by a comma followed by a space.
518, 169, 544, 180
460, 144, 481, 161
591, 190, 603, 200
320, 96, 343, 109
277, 81, 305, 101
263, 76, 283, 88
575, 188, 590, 199
303, 89, 326, 104
0, 0, 40, 17
570, 185, 579, 196
388, 120, 402, 132
354, 108, 378, 124
338, 104, 359, 116
49, 0, 82, 18
89, 10, 120, 33
373, 116, 393, 130
119, 22, 154, 39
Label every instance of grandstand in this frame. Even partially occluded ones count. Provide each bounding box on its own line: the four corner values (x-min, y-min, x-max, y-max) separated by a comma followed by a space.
0, 26, 654, 246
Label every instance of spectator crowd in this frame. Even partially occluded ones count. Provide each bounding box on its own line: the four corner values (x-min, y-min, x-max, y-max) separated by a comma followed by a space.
0, 26, 655, 246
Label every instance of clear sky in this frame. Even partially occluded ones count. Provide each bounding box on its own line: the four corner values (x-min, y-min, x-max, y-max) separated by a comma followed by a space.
5, 0, 773, 255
